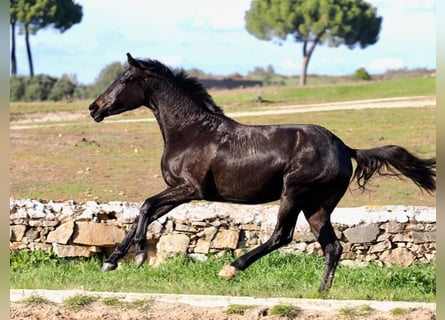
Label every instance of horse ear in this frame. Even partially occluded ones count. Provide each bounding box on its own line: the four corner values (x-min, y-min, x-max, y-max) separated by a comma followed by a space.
127, 53, 141, 69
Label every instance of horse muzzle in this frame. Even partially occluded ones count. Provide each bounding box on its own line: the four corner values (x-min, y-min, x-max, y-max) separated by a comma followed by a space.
89, 103, 105, 122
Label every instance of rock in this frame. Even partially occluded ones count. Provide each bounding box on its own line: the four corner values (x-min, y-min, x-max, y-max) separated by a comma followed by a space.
294, 242, 307, 252
175, 223, 197, 233
47, 201, 64, 213
384, 220, 405, 233
10, 225, 27, 241
211, 229, 239, 249
25, 228, 40, 241
293, 230, 316, 242
52, 243, 93, 258
411, 231, 435, 244
147, 220, 163, 236
72, 222, 125, 246
14, 207, 28, 219
10, 242, 27, 251
157, 234, 190, 254
369, 239, 392, 253
46, 221, 75, 244
76, 207, 95, 221
240, 224, 260, 231
343, 224, 380, 244
380, 247, 416, 266
29, 243, 52, 251
202, 227, 217, 241
27, 208, 46, 219
189, 253, 208, 262
120, 203, 140, 223
392, 233, 412, 242
194, 239, 210, 254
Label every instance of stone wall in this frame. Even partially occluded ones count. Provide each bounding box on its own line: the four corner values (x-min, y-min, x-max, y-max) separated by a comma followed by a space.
10, 199, 436, 267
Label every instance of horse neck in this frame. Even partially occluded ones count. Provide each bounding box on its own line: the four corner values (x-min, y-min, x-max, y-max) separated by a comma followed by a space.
150, 93, 225, 145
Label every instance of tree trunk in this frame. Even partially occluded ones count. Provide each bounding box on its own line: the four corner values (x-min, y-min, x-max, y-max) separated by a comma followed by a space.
300, 55, 309, 86
299, 32, 324, 86
24, 24, 34, 77
11, 21, 17, 75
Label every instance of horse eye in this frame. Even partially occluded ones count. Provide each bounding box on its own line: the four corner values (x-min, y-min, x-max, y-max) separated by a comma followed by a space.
119, 78, 130, 84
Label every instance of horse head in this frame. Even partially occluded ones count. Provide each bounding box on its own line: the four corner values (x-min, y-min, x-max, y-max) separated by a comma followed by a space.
89, 53, 147, 122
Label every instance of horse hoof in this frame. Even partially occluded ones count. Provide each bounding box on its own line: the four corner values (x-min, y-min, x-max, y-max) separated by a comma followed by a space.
101, 262, 117, 272
135, 252, 147, 268
218, 265, 237, 278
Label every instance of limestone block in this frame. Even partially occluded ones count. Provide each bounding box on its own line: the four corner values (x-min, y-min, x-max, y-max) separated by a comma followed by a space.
157, 234, 190, 254
10, 225, 27, 241
72, 222, 125, 246
343, 224, 380, 244
194, 239, 210, 254
211, 229, 239, 249
52, 243, 92, 258
380, 247, 416, 266
369, 239, 392, 253
411, 231, 435, 244
46, 221, 75, 244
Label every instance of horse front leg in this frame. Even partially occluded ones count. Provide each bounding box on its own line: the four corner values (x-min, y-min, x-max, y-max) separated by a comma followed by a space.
101, 185, 199, 272
100, 215, 140, 272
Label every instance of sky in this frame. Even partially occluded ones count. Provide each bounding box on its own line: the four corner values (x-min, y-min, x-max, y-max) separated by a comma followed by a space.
11, 0, 437, 85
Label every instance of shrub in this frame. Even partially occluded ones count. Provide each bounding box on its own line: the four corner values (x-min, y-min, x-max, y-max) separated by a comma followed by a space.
353, 67, 371, 80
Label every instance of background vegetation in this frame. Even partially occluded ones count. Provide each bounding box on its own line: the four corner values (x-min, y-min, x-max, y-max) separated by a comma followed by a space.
9, 60, 434, 102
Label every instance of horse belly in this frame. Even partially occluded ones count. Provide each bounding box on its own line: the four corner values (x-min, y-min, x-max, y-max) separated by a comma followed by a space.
210, 166, 284, 204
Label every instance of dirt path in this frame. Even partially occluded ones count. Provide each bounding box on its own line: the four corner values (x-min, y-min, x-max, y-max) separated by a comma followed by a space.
10, 95, 435, 130
10, 289, 436, 320
9, 301, 436, 320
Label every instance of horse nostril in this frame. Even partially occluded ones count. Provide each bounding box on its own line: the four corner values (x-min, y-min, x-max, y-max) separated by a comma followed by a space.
89, 103, 98, 113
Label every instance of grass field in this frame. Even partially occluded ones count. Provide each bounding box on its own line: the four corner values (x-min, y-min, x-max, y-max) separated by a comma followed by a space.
10, 76, 436, 206
10, 250, 435, 302
10, 107, 435, 206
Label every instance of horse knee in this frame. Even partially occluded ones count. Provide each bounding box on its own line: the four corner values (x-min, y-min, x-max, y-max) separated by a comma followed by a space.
269, 230, 293, 248
325, 240, 342, 264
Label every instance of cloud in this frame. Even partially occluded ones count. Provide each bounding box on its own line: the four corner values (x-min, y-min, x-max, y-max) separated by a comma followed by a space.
280, 60, 299, 71
369, 57, 405, 72
159, 55, 183, 67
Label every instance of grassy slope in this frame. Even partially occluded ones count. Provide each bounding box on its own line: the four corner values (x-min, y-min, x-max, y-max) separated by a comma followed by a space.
10, 107, 435, 206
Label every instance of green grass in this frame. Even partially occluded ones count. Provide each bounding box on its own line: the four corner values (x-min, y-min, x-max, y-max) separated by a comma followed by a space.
269, 304, 300, 318
390, 307, 409, 316
225, 304, 253, 315
338, 305, 374, 318
10, 250, 435, 302
101, 296, 124, 306
62, 294, 98, 309
20, 294, 56, 305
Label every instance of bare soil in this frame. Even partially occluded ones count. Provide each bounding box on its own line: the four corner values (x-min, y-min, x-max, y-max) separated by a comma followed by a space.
10, 301, 436, 320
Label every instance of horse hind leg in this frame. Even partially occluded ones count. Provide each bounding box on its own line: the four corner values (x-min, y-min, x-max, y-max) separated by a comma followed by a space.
303, 205, 342, 291
219, 196, 301, 278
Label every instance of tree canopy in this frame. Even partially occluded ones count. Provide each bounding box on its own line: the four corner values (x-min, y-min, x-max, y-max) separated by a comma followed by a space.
245, 0, 382, 85
10, 0, 83, 76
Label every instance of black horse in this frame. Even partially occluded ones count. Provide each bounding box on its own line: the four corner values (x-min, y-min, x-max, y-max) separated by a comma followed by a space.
89, 53, 435, 291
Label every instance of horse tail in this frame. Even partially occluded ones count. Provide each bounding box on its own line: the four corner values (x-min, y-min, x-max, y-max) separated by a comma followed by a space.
349, 145, 436, 193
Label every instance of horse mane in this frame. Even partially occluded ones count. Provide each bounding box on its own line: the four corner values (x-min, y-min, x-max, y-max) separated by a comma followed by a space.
137, 59, 225, 116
